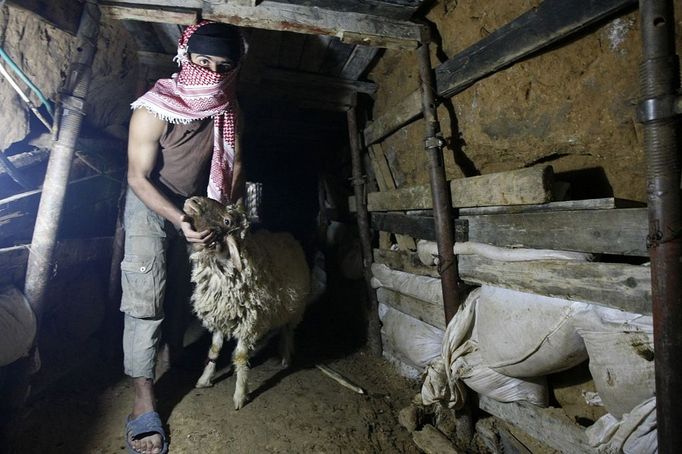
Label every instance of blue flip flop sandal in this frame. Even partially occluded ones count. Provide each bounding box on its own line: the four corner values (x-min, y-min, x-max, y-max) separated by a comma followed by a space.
125, 411, 169, 454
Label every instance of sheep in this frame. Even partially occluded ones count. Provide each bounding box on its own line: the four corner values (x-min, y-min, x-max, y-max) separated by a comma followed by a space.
182, 196, 311, 409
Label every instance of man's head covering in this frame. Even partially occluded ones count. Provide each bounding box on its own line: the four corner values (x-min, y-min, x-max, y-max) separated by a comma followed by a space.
187, 22, 242, 63
131, 21, 245, 204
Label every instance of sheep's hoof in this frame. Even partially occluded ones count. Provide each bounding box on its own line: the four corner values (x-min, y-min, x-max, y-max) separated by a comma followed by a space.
195, 379, 214, 389
233, 393, 248, 410
281, 357, 290, 369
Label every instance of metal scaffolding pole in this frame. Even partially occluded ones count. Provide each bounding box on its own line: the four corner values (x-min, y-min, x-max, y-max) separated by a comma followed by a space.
417, 31, 462, 324
24, 1, 101, 319
347, 103, 382, 356
637, 0, 682, 451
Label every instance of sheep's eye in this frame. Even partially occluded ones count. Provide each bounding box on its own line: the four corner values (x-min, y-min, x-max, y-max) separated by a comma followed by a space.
224, 218, 232, 226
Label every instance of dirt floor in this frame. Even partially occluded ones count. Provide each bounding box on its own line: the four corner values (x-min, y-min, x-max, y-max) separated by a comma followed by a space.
7, 272, 422, 454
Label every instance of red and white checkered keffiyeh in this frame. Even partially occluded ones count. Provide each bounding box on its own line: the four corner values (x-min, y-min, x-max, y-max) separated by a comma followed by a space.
131, 21, 241, 204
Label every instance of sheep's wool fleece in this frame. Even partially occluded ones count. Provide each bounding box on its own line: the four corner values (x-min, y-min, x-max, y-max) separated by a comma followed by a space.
190, 230, 310, 349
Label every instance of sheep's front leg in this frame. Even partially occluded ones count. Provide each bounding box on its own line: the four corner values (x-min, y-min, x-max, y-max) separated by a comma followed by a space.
196, 331, 224, 388
233, 338, 251, 410
279, 324, 295, 368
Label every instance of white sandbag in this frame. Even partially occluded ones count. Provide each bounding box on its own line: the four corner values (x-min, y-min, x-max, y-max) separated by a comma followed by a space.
378, 303, 444, 370
586, 397, 657, 454
416, 240, 592, 266
371, 263, 442, 304
579, 329, 655, 419
454, 349, 548, 407
477, 286, 590, 377
0, 285, 37, 366
422, 289, 548, 409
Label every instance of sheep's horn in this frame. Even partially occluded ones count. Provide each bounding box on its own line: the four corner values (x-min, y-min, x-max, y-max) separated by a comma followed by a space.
226, 235, 243, 272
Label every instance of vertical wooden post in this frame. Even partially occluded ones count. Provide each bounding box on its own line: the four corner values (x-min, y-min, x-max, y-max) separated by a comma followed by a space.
347, 101, 382, 356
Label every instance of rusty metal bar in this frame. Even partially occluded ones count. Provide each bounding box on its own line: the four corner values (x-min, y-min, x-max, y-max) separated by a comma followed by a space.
347, 103, 382, 356
24, 1, 101, 319
417, 31, 461, 324
637, 0, 682, 451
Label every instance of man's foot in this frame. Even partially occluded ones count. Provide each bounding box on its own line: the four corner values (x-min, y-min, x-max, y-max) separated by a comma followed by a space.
126, 378, 166, 454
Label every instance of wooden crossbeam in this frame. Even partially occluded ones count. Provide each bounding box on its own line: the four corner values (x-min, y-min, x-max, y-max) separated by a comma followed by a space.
100, 0, 421, 49
351, 165, 553, 212
364, 0, 637, 144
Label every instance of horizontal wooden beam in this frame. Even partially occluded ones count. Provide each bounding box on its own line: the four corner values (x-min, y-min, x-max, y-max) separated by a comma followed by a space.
100, 2, 199, 25
374, 248, 651, 314
459, 197, 644, 216
101, 0, 421, 49
376, 288, 445, 330
0, 237, 113, 287
479, 397, 593, 454
371, 207, 649, 256
259, 67, 377, 95
352, 165, 553, 212
8, 0, 83, 35
364, 0, 637, 144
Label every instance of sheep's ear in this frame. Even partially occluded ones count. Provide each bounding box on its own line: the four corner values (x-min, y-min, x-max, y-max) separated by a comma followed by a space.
226, 235, 243, 272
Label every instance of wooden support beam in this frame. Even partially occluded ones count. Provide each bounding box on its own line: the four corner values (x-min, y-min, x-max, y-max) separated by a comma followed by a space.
7, 0, 83, 35
352, 166, 553, 212
377, 288, 445, 330
0, 149, 49, 177
339, 45, 379, 80
100, 2, 199, 25
363, 0, 637, 144
459, 197, 644, 216
260, 67, 377, 95
371, 207, 649, 256
0, 237, 113, 287
101, 0, 421, 48
479, 397, 593, 454
374, 247, 652, 317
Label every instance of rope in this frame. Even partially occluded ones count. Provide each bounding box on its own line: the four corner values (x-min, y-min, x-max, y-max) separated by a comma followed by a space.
0, 45, 53, 116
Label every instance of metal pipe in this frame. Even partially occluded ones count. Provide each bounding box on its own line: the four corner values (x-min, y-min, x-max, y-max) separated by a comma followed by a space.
637, 0, 682, 451
24, 1, 100, 319
347, 103, 382, 356
417, 31, 461, 324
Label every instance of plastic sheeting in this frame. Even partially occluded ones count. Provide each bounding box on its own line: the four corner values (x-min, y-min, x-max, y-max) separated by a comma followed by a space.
586, 397, 657, 454
0, 285, 37, 366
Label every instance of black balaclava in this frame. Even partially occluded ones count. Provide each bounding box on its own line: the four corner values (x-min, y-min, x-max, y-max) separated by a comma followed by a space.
187, 23, 242, 63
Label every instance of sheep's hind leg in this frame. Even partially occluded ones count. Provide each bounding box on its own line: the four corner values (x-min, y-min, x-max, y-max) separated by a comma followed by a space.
279, 324, 295, 368
196, 331, 224, 388
233, 338, 251, 410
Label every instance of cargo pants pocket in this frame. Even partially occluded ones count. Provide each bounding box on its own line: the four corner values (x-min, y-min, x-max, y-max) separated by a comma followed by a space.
120, 254, 167, 318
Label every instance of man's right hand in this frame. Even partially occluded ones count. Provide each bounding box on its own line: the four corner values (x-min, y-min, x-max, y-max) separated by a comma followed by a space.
180, 214, 216, 244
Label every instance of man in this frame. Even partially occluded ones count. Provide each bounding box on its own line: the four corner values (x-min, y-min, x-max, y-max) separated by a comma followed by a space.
122, 21, 245, 454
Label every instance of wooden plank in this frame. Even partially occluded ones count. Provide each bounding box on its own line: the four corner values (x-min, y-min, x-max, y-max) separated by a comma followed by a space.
373, 248, 440, 278
412, 425, 459, 454
0, 237, 113, 286
339, 45, 379, 80
278, 0, 422, 20
0, 149, 48, 175
277, 31, 307, 70
377, 288, 445, 330
0, 175, 123, 248
318, 38, 356, 76
354, 166, 553, 212
102, 0, 421, 48
364, 89, 421, 145
479, 397, 593, 454
100, 2, 199, 25
368, 144, 416, 250
435, 0, 637, 98
458, 256, 651, 315
8, 0, 83, 35
362, 0, 636, 145
465, 208, 648, 257
459, 197, 645, 216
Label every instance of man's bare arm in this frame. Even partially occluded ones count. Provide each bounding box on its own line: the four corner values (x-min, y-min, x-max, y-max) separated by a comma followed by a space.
127, 108, 214, 244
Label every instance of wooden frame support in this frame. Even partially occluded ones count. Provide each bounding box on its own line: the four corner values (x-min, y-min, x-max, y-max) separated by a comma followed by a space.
100, 0, 421, 49
364, 0, 638, 144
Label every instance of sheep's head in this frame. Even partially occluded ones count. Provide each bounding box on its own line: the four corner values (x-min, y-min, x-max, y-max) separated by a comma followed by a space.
183, 196, 249, 270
